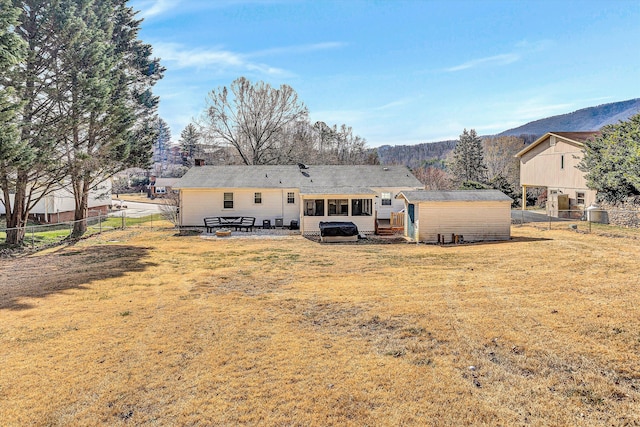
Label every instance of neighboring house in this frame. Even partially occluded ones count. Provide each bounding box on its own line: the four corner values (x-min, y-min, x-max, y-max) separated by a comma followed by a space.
515, 131, 600, 217
148, 176, 179, 198
173, 164, 423, 234
396, 190, 513, 243
0, 181, 112, 224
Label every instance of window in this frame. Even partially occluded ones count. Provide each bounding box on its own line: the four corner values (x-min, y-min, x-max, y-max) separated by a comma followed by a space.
254, 192, 262, 204
287, 192, 295, 204
223, 192, 233, 209
352, 199, 372, 216
328, 199, 348, 216
560, 155, 564, 169
576, 192, 585, 205
304, 199, 324, 216
381, 192, 392, 206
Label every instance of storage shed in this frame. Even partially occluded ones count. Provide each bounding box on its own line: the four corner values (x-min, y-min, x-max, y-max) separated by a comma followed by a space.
395, 190, 512, 243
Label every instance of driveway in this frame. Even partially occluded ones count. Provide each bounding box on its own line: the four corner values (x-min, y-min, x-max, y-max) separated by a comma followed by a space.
109, 200, 170, 218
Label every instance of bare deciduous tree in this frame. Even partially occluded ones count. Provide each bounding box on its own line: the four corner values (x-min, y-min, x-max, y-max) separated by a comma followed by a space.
201, 77, 309, 165
482, 135, 523, 189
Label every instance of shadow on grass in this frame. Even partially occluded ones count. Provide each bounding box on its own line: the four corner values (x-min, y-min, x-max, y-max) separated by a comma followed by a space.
436, 235, 553, 248
0, 245, 156, 310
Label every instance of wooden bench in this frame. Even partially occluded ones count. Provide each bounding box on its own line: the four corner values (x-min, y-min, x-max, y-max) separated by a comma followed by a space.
204, 216, 255, 233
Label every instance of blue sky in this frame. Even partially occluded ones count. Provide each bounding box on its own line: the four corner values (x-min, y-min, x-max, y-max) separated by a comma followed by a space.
131, 0, 640, 147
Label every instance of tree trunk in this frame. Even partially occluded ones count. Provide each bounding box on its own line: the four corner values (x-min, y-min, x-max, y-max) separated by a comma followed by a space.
3, 171, 28, 245
71, 180, 90, 239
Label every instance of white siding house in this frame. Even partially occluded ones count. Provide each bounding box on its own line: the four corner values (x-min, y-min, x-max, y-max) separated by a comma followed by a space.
0, 181, 111, 223
174, 165, 423, 234
396, 190, 512, 243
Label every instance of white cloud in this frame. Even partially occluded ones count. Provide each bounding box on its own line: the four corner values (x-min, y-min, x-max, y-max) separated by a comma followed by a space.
249, 42, 347, 57
446, 53, 520, 72
153, 42, 290, 76
137, 0, 181, 18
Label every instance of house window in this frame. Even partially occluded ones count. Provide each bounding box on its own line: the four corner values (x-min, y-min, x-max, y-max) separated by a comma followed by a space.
287, 192, 295, 204
576, 192, 585, 205
254, 192, 262, 204
223, 192, 233, 209
560, 155, 564, 169
381, 192, 392, 206
328, 199, 348, 216
352, 199, 372, 216
304, 199, 324, 216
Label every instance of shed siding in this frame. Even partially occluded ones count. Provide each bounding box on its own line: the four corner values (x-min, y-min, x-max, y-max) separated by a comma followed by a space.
180, 188, 300, 226
417, 201, 511, 243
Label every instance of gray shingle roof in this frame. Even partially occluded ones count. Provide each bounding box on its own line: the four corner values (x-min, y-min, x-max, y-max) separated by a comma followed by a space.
174, 165, 423, 190
299, 186, 376, 195
397, 190, 513, 203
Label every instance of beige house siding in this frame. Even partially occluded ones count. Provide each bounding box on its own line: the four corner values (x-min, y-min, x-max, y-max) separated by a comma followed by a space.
180, 188, 299, 226
412, 201, 511, 243
371, 186, 412, 219
519, 134, 597, 209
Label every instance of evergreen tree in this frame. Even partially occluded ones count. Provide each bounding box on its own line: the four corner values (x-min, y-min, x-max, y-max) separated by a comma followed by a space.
179, 123, 199, 165
1, 0, 67, 245
449, 128, 487, 187
57, 0, 163, 237
579, 113, 640, 203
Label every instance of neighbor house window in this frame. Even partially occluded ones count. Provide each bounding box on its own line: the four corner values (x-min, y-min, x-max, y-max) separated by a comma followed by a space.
560, 155, 565, 169
352, 199, 372, 216
381, 192, 392, 206
224, 192, 233, 209
254, 192, 262, 204
576, 192, 585, 205
304, 199, 324, 216
287, 192, 295, 204
328, 199, 348, 216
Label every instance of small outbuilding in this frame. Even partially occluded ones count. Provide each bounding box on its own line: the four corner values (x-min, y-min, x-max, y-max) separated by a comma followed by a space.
395, 190, 513, 243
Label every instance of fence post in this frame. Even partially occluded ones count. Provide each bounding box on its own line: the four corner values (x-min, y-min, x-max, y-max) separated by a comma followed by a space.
98, 211, 102, 234
121, 211, 125, 229
31, 225, 35, 248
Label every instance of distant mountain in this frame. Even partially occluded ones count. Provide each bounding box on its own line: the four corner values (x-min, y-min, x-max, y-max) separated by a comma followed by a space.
378, 98, 640, 167
498, 98, 640, 138
377, 140, 457, 169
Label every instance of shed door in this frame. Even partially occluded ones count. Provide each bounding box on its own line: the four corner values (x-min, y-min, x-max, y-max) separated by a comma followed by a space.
407, 203, 416, 240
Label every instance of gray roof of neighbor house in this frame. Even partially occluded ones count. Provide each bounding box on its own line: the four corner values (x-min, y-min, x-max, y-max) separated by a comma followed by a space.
397, 190, 513, 203
174, 165, 423, 191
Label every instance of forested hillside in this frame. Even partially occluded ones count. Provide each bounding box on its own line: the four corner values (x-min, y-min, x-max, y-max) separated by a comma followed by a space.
498, 98, 640, 138
378, 98, 640, 167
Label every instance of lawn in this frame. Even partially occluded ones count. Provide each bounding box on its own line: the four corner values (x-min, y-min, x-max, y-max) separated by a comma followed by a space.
0, 226, 638, 425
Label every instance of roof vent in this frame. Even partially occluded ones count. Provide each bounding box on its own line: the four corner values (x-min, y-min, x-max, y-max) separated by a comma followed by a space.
298, 163, 309, 170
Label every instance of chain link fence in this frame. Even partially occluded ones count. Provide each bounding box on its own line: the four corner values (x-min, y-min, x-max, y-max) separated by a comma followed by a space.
512, 208, 640, 238
0, 210, 172, 251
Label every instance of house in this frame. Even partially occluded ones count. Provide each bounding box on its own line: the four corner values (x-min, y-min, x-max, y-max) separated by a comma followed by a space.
173, 164, 423, 234
395, 190, 513, 243
515, 132, 600, 217
0, 181, 112, 223
148, 176, 179, 198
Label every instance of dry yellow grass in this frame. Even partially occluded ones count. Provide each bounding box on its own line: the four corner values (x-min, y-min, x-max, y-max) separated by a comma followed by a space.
1, 225, 639, 426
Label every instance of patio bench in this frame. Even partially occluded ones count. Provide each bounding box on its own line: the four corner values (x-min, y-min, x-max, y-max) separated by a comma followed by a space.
204, 216, 255, 233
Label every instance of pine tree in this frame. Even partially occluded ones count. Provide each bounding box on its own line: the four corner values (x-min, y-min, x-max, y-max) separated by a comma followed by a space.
54, 0, 163, 237
1, 0, 67, 245
179, 123, 200, 165
449, 128, 487, 187
579, 113, 640, 203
